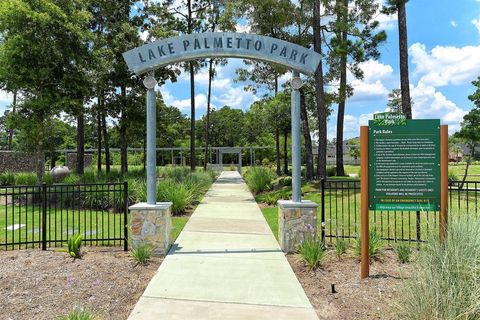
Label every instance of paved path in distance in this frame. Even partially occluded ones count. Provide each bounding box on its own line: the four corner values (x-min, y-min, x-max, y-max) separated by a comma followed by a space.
128, 171, 318, 320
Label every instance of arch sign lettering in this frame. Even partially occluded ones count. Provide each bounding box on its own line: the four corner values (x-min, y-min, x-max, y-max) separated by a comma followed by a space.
123, 32, 321, 206
123, 32, 321, 75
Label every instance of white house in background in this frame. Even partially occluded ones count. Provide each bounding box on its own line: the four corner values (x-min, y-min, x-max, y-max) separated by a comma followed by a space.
312, 138, 360, 166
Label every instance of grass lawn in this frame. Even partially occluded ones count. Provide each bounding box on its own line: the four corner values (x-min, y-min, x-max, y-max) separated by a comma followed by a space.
448, 163, 480, 179
1, 204, 193, 250
260, 180, 480, 245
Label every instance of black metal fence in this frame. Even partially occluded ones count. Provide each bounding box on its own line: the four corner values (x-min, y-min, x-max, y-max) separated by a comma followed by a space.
0, 182, 128, 251
320, 179, 480, 243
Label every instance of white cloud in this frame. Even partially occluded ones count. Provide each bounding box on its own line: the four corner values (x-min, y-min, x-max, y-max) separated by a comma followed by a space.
235, 22, 251, 33
338, 82, 468, 139
347, 60, 394, 102
409, 42, 480, 87
451, 20, 458, 27
160, 87, 211, 113
411, 83, 467, 133
0, 90, 12, 104
212, 86, 258, 110
374, 0, 397, 31
330, 112, 374, 140
473, 17, 480, 34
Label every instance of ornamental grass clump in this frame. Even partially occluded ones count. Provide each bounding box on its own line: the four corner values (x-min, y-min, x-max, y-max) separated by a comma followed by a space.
395, 215, 480, 320
297, 224, 325, 270
334, 238, 347, 257
157, 179, 194, 214
395, 243, 413, 263
244, 167, 274, 194
60, 308, 97, 320
67, 234, 83, 259
130, 244, 152, 266
354, 229, 384, 261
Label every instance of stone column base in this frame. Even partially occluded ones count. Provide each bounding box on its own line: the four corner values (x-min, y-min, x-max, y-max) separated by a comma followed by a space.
278, 200, 318, 253
129, 202, 172, 256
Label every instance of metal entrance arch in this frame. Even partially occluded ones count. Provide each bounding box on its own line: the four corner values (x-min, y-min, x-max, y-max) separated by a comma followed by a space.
123, 32, 322, 205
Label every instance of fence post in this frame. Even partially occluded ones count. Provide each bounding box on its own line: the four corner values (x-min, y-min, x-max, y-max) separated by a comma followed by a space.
124, 181, 129, 252
41, 183, 47, 251
360, 126, 369, 279
440, 125, 449, 243
416, 211, 421, 248
321, 178, 326, 244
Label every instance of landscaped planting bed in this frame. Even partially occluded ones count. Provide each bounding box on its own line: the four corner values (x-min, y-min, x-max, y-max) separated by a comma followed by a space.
289, 249, 413, 320
0, 248, 161, 319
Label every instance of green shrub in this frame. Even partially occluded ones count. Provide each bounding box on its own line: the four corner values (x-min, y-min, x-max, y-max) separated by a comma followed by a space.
326, 166, 336, 177
42, 173, 54, 185
395, 243, 412, 263
256, 189, 290, 205
261, 158, 270, 166
334, 239, 347, 257
0, 171, 15, 186
244, 167, 273, 194
81, 169, 97, 184
157, 179, 194, 214
355, 230, 384, 261
60, 308, 96, 320
278, 177, 292, 187
395, 216, 480, 319
14, 172, 37, 186
448, 170, 459, 181
63, 174, 81, 184
130, 244, 152, 266
297, 238, 326, 270
67, 234, 83, 259
105, 168, 122, 182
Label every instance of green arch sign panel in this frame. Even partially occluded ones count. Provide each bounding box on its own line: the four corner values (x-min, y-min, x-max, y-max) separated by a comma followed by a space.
123, 32, 322, 75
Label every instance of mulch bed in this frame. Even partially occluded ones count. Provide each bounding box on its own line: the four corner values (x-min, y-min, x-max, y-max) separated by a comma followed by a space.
288, 249, 414, 320
0, 248, 162, 320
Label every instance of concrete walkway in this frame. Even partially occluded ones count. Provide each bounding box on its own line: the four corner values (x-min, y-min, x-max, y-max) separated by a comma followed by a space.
128, 171, 318, 320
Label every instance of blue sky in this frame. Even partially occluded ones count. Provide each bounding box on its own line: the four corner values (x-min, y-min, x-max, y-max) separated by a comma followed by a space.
1, 0, 480, 140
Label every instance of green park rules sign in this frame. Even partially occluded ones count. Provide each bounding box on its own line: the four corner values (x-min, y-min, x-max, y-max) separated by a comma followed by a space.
368, 114, 441, 211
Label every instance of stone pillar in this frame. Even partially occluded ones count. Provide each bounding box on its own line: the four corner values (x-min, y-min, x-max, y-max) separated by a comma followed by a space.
129, 202, 172, 256
278, 200, 318, 253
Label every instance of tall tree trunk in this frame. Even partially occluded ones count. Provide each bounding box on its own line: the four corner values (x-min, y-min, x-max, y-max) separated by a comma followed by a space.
187, 0, 196, 171
336, 0, 348, 177
397, 1, 412, 119
8, 91, 16, 150
283, 129, 288, 175
300, 88, 314, 181
314, 0, 327, 179
76, 112, 85, 174
189, 63, 196, 171
97, 94, 102, 173
102, 108, 110, 174
275, 128, 281, 176
36, 150, 44, 185
50, 152, 57, 170
204, 58, 213, 171
120, 86, 128, 175
274, 74, 281, 175
460, 146, 475, 190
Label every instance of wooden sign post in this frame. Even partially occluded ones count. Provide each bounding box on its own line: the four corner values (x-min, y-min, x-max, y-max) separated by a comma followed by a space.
360, 126, 369, 279
360, 116, 448, 279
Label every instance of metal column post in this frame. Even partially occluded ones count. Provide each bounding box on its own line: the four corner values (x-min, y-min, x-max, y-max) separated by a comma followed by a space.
291, 71, 302, 203
144, 75, 157, 205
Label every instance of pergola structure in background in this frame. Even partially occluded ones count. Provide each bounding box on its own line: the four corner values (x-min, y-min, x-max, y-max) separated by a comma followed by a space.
58, 146, 274, 168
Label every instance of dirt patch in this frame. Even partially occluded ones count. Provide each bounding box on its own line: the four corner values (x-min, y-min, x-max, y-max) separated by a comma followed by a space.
0, 248, 162, 320
288, 249, 414, 320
